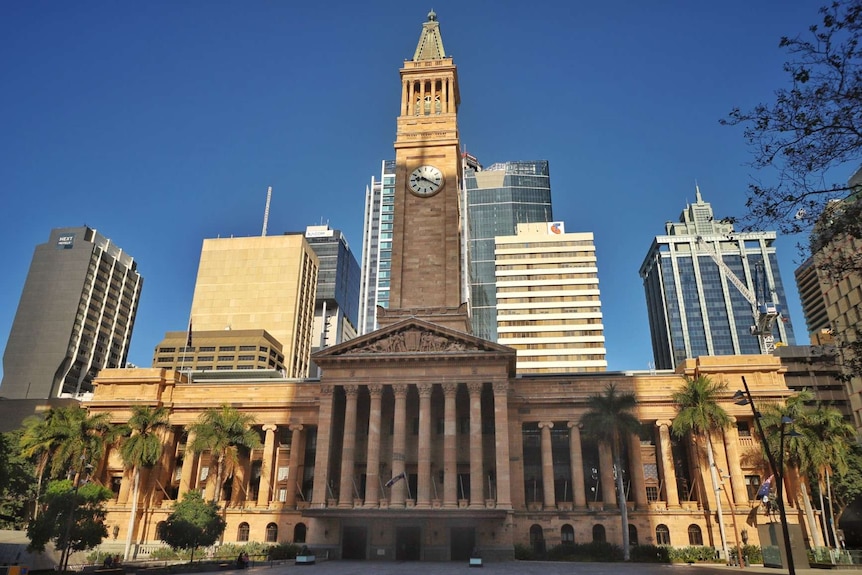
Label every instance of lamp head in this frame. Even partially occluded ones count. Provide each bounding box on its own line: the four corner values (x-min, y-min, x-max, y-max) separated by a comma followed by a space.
733, 390, 745, 400
781, 416, 794, 424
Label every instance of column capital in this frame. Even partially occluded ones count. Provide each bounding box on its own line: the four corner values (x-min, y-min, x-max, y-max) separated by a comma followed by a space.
538, 421, 554, 430
289, 424, 304, 432
262, 424, 278, 433
320, 384, 334, 395
567, 421, 584, 430
467, 382, 482, 396
728, 415, 737, 424
344, 384, 359, 397
417, 382, 433, 397
656, 419, 672, 429
492, 381, 508, 395
442, 382, 458, 396
393, 383, 409, 397
368, 384, 383, 397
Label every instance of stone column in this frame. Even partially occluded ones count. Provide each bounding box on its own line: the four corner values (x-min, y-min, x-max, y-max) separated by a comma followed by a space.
442, 382, 458, 508
311, 385, 335, 508
390, 383, 408, 508
417, 383, 433, 508
493, 381, 512, 509
599, 441, 616, 505
364, 385, 383, 507
539, 422, 556, 509
286, 425, 304, 507
408, 81, 415, 115
468, 382, 484, 508
723, 418, 748, 506
178, 431, 197, 498
338, 384, 359, 508
443, 77, 449, 113
257, 424, 277, 507
118, 468, 133, 504
401, 79, 408, 115
656, 420, 680, 507
568, 422, 587, 508
628, 433, 648, 507
430, 78, 437, 115
419, 81, 426, 115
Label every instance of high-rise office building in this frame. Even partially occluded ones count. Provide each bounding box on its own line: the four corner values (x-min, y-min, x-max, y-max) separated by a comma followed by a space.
795, 257, 831, 340
304, 224, 360, 353
152, 329, 285, 373
640, 188, 796, 369
1, 226, 142, 399
496, 222, 607, 373
189, 234, 318, 378
358, 160, 396, 334
465, 160, 553, 340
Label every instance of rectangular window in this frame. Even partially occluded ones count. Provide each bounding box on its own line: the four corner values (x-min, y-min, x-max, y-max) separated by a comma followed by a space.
745, 475, 762, 500
239, 345, 256, 351
218, 346, 236, 351
199, 346, 215, 352
277, 467, 289, 481
200, 467, 209, 481
646, 486, 659, 502
278, 487, 287, 502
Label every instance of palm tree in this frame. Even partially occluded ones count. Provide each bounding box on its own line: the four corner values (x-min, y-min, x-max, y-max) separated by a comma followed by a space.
19, 409, 65, 518
119, 405, 170, 561
805, 403, 855, 548
188, 404, 261, 503
671, 375, 732, 561
580, 383, 641, 561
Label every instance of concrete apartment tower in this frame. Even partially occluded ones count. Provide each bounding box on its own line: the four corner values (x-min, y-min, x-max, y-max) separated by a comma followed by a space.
495, 222, 606, 373
188, 234, 318, 378
464, 159, 553, 341
1, 226, 142, 399
640, 187, 796, 369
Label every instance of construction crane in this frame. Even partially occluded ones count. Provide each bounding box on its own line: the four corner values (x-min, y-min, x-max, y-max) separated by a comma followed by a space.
694, 236, 780, 354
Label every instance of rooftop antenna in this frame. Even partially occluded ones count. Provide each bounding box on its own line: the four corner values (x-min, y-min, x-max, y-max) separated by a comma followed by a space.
261, 186, 272, 236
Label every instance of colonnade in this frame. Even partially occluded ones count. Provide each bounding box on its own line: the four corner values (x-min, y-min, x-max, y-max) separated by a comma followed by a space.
529, 418, 751, 510
401, 76, 456, 116
311, 381, 513, 510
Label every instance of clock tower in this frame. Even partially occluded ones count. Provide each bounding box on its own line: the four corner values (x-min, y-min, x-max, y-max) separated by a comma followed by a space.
380, 11, 468, 332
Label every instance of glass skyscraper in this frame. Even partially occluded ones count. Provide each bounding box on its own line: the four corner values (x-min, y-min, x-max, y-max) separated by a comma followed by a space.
358, 160, 396, 334
639, 188, 796, 369
465, 159, 553, 340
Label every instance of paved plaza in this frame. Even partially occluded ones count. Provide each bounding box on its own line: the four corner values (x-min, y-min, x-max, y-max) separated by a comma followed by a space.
231, 561, 823, 575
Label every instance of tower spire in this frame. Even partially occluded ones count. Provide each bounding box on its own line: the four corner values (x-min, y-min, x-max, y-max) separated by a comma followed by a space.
413, 10, 446, 61
695, 180, 703, 203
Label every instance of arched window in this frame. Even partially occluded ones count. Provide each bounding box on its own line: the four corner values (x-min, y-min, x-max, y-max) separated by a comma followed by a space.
688, 524, 703, 546
265, 523, 278, 543
294, 523, 307, 543
628, 524, 638, 547
592, 524, 606, 543
656, 524, 671, 546
561, 524, 574, 545
237, 522, 250, 542
529, 524, 545, 555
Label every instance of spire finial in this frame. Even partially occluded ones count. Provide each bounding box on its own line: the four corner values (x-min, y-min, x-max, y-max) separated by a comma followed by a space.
428, 9, 437, 21
695, 180, 703, 203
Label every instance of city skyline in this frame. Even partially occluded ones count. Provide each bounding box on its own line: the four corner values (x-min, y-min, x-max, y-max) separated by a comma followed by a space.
1, 2, 852, 377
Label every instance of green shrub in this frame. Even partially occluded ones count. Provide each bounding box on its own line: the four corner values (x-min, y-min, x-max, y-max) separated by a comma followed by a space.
730, 544, 762, 565
514, 543, 534, 560
266, 542, 300, 560
668, 545, 720, 563
542, 541, 623, 562
149, 546, 185, 560
630, 544, 671, 563
85, 550, 115, 565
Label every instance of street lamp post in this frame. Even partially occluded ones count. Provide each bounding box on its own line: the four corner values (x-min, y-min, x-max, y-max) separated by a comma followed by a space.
734, 376, 796, 575
720, 472, 745, 569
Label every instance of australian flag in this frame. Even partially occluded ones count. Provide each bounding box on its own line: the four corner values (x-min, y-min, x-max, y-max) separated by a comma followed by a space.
385, 471, 407, 488
756, 475, 774, 501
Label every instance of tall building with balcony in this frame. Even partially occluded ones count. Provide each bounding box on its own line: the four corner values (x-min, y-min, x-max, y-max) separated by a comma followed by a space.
465, 160, 553, 340
1, 226, 142, 398
358, 160, 396, 334
189, 234, 318, 378
495, 222, 607, 373
640, 188, 796, 369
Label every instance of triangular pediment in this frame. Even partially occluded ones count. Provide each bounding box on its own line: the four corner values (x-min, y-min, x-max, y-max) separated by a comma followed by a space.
313, 318, 514, 360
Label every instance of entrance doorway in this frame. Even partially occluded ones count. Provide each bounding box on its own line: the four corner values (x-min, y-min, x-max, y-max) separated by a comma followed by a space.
450, 527, 475, 561
395, 526, 421, 561
342, 526, 367, 560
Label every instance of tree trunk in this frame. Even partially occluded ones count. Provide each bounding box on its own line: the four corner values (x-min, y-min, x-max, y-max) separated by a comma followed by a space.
817, 473, 831, 547
705, 436, 729, 561
826, 468, 841, 549
799, 480, 824, 548
213, 457, 224, 503
614, 434, 630, 561
124, 467, 140, 561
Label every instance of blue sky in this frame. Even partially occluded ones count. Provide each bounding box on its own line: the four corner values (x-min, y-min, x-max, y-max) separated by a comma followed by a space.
1, 1, 851, 376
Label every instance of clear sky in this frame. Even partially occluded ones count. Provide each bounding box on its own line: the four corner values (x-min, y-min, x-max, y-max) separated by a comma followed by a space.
1, 1, 851, 378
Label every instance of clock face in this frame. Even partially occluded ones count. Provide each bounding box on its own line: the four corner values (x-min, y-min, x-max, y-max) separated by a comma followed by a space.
408, 165, 444, 197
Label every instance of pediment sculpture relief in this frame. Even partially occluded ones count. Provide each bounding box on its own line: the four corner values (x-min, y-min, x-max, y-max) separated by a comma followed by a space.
344, 328, 474, 354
